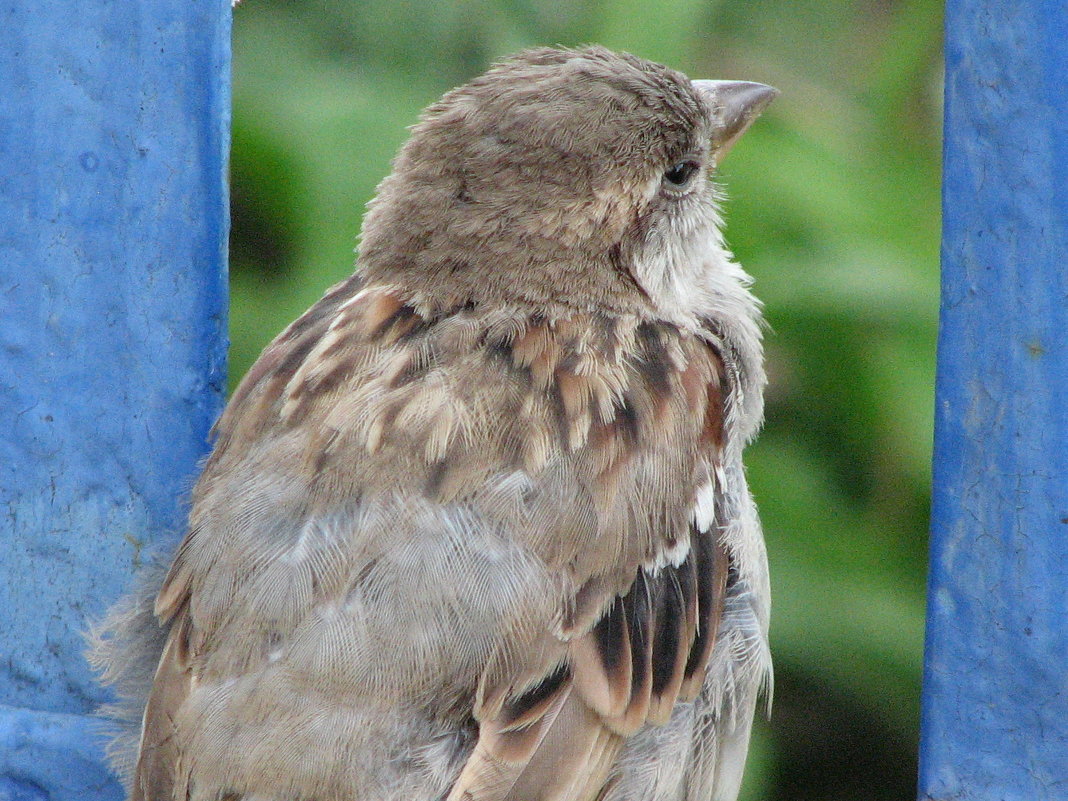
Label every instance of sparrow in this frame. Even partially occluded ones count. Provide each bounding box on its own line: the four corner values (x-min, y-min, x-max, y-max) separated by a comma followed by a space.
90, 46, 775, 801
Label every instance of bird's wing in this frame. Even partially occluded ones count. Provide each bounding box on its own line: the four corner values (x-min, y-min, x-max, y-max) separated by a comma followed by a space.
129, 609, 191, 801
419, 311, 732, 801
134, 278, 730, 801
452, 525, 730, 801
129, 273, 369, 801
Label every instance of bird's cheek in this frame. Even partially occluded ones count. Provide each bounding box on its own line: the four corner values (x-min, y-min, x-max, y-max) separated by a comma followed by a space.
529, 185, 634, 247
639, 173, 664, 206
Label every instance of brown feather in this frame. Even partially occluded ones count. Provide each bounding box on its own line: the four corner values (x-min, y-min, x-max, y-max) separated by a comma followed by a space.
131, 612, 193, 801
359, 286, 406, 338
680, 527, 730, 700
646, 566, 692, 725
500, 691, 623, 801
449, 671, 573, 800
607, 571, 654, 736
570, 598, 633, 719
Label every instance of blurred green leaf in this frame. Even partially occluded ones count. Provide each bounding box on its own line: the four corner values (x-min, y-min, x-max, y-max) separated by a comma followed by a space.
596, 0, 721, 64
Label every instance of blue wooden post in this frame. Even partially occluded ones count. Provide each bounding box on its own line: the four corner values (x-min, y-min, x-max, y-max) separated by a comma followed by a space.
0, 2, 230, 799
921, 1, 1068, 798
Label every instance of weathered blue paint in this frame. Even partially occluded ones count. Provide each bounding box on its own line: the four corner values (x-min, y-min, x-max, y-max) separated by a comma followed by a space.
0, 1, 230, 798
921, 1, 1068, 799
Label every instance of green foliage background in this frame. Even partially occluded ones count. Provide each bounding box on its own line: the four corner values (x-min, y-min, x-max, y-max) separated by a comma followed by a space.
228, 2, 943, 798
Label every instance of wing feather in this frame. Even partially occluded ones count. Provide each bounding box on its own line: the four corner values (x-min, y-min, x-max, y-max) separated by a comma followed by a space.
680, 524, 730, 700
131, 611, 192, 801
571, 598, 633, 719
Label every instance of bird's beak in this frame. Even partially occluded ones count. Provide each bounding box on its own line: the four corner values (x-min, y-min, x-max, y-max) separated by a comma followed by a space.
692, 80, 779, 164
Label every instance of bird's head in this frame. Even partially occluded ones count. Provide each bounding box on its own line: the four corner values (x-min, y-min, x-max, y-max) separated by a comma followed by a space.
359, 46, 776, 323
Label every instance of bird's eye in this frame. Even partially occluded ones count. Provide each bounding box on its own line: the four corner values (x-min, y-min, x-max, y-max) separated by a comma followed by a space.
662, 160, 701, 189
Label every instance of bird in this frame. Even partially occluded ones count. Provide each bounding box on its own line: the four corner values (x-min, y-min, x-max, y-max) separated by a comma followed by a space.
89, 45, 775, 801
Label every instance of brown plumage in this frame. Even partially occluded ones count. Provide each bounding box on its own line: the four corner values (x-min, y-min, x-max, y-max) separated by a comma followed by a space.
89, 46, 775, 801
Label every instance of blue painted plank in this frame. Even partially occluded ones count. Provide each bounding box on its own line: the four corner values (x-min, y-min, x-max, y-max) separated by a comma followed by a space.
0, 705, 120, 801
0, 1, 230, 798
921, 0, 1068, 799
